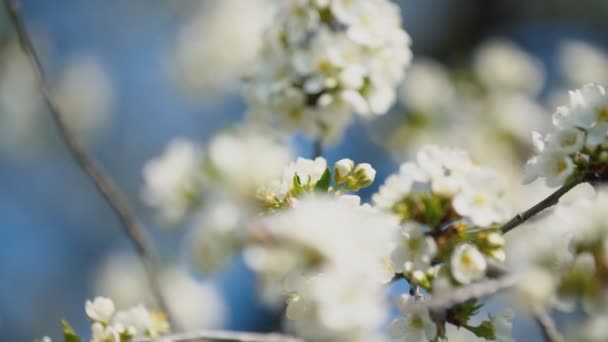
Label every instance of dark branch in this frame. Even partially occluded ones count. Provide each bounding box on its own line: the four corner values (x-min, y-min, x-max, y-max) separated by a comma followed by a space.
500, 180, 583, 234
3, 0, 173, 322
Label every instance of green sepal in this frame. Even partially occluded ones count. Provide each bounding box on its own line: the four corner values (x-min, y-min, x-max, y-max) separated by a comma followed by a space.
464, 320, 495, 340
61, 320, 81, 342
314, 168, 332, 192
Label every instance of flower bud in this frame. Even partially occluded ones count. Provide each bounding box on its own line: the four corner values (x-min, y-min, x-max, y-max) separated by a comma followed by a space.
353, 163, 376, 188
334, 158, 355, 183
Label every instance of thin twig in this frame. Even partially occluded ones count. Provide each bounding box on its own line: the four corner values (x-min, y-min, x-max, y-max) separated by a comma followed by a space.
313, 138, 323, 158
424, 275, 516, 310
133, 330, 302, 342
3, 0, 173, 321
500, 180, 583, 234
534, 309, 565, 342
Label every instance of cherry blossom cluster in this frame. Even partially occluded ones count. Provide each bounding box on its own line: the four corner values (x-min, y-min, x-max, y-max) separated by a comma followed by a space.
373, 145, 513, 340
247, 195, 399, 340
245, 0, 412, 142
41, 297, 169, 342
524, 83, 608, 187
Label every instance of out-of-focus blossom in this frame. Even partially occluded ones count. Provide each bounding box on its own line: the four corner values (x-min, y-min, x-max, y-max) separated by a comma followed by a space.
141, 138, 203, 224
559, 39, 608, 87
94, 253, 227, 330
170, 0, 275, 101
388, 294, 437, 342
474, 38, 545, 96
245, 195, 399, 340
399, 58, 455, 114
53, 55, 114, 140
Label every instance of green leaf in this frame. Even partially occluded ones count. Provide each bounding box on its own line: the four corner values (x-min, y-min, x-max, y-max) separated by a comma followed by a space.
451, 299, 483, 326
465, 320, 495, 340
314, 168, 331, 192
61, 320, 81, 342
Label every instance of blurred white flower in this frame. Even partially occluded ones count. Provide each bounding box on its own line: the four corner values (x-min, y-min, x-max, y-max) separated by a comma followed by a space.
246, 0, 412, 142
208, 129, 292, 198
474, 38, 544, 96
390, 223, 437, 274
450, 243, 487, 284
113, 304, 151, 335
94, 252, 227, 330
91, 322, 120, 342
85, 297, 115, 324
388, 294, 437, 341
171, 0, 275, 100
452, 167, 511, 227
372, 161, 428, 209
159, 268, 226, 330
490, 310, 515, 342
53, 55, 114, 140
416, 145, 472, 196
558, 39, 608, 87
258, 156, 327, 202
191, 199, 245, 274
246, 195, 399, 339
399, 58, 455, 114
141, 138, 202, 223
0, 42, 47, 157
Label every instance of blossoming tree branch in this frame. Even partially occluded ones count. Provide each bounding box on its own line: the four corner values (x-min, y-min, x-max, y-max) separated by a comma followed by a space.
8, 0, 608, 341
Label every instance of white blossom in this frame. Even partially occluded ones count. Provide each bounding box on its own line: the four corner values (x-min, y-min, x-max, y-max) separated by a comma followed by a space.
490, 310, 515, 342
558, 39, 608, 87
191, 200, 246, 273
399, 58, 455, 114
85, 297, 115, 324
390, 223, 437, 274
452, 167, 511, 227
171, 0, 274, 100
208, 129, 291, 198
141, 138, 202, 223
474, 38, 544, 96
525, 84, 608, 188
258, 156, 327, 202
388, 295, 437, 341
91, 322, 120, 342
246, 195, 398, 339
416, 145, 472, 197
450, 243, 487, 284
334, 158, 355, 180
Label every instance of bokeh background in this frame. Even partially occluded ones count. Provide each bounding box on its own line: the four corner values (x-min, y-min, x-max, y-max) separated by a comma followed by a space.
1, 0, 608, 340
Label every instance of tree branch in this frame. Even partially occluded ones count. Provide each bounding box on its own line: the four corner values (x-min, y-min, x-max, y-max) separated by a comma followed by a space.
534, 309, 565, 342
500, 180, 583, 234
133, 330, 302, 342
313, 138, 323, 159
3, 0, 173, 322
424, 275, 516, 310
